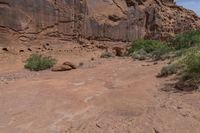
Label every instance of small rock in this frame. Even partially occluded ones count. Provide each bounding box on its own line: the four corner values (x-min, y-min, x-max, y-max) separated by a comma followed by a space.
51, 65, 72, 72
2, 48, 8, 51
91, 57, 95, 61
96, 124, 101, 128
27, 48, 32, 51
154, 128, 160, 133
19, 50, 24, 52
63, 61, 76, 69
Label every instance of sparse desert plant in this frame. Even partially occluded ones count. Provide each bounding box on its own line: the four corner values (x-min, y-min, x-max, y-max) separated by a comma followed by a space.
158, 63, 178, 77
159, 48, 200, 90
182, 49, 200, 78
128, 39, 171, 60
131, 49, 149, 60
158, 30, 200, 76
25, 54, 56, 71
177, 50, 200, 90
100, 51, 113, 58
151, 47, 171, 61
169, 29, 200, 50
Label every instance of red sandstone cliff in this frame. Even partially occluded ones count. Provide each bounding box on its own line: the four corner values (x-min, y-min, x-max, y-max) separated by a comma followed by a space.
0, 0, 199, 45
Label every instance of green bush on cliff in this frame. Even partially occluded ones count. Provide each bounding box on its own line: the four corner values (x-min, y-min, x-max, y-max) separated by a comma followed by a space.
170, 29, 200, 50
25, 54, 56, 71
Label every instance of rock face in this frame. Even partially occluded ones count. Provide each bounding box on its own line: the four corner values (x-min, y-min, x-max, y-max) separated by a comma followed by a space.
0, 0, 200, 44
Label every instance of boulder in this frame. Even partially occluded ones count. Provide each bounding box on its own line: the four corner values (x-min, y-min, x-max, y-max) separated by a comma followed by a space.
63, 61, 77, 69
52, 61, 76, 71
51, 65, 72, 72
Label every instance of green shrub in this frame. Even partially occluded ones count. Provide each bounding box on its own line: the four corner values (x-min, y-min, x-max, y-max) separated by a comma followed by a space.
158, 52, 188, 78
25, 54, 56, 71
155, 30, 200, 90
158, 63, 178, 77
128, 40, 166, 53
131, 49, 149, 60
159, 48, 200, 90
170, 29, 200, 50
100, 51, 113, 58
151, 48, 171, 60
128, 39, 171, 60
179, 50, 200, 89
183, 49, 200, 76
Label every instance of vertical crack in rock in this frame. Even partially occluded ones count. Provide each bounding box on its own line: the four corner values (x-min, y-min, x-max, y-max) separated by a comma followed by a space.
112, 0, 127, 15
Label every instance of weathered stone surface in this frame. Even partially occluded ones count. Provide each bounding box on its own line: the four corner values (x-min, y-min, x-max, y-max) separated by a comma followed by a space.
0, 0, 199, 44
51, 65, 72, 72
63, 61, 77, 69
52, 61, 76, 71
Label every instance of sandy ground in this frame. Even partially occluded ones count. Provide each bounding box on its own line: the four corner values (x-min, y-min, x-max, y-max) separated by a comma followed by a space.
0, 47, 200, 133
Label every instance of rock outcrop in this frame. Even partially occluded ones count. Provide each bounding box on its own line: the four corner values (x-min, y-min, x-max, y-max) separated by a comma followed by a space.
0, 0, 200, 44
51, 61, 76, 72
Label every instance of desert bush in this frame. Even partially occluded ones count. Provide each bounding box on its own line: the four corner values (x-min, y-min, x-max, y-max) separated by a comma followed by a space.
178, 50, 200, 90
25, 54, 56, 71
182, 49, 200, 77
100, 51, 113, 58
159, 48, 200, 90
131, 49, 149, 60
158, 63, 178, 77
170, 29, 200, 50
153, 30, 200, 90
128, 39, 171, 60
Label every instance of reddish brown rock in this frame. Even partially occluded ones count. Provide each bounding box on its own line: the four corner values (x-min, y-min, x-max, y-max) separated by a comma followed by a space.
63, 61, 77, 69
51, 65, 72, 72
112, 46, 124, 56
0, 0, 199, 44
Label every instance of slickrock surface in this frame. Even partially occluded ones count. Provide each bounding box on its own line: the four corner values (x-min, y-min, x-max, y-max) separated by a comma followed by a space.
0, 57, 200, 133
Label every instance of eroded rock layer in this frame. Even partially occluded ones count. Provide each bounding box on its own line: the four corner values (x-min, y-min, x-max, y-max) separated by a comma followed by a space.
0, 0, 200, 44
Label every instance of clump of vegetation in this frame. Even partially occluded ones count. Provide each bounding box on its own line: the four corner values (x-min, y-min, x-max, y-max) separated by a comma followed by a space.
183, 49, 200, 74
131, 49, 149, 60
127, 30, 200, 91
25, 54, 56, 71
125, 30, 200, 91
169, 49, 200, 91
158, 63, 178, 77
128, 39, 171, 60
169, 29, 200, 50
181, 49, 200, 87
100, 51, 113, 58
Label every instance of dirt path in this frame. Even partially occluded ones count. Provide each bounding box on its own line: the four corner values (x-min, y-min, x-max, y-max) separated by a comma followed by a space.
0, 58, 200, 133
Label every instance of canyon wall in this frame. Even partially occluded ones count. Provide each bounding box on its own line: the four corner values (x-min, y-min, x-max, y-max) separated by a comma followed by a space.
0, 0, 200, 45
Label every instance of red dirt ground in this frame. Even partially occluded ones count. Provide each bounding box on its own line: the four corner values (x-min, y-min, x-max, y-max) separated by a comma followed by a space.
0, 47, 200, 133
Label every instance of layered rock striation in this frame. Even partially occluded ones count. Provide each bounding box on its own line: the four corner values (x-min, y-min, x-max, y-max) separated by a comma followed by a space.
0, 0, 200, 44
